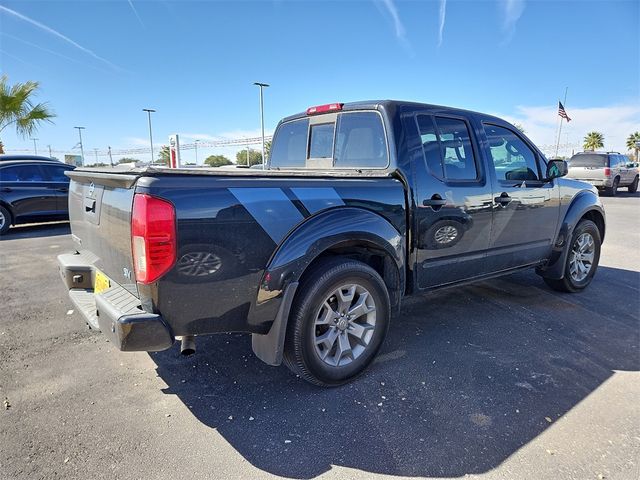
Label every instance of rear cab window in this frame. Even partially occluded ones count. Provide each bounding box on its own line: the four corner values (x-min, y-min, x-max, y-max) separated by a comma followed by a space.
269, 110, 389, 170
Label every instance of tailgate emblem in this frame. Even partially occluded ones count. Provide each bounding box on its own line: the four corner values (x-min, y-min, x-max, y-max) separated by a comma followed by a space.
123, 267, 131, 280
88, 182, 95, 197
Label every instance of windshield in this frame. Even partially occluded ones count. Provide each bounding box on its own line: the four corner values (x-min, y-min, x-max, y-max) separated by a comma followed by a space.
569, 154, 608, 167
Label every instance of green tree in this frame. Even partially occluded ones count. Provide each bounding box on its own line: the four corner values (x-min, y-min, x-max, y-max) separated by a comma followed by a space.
156, 146, 170, 166
117, 157, 137, 164
0, 75, 56, 153
236, 148, 262, 166
513, 123, 526, 134
204, 154, 232, 167
264, 140, 271, 159
626, 131, 640, 161
583, 131, 604, 151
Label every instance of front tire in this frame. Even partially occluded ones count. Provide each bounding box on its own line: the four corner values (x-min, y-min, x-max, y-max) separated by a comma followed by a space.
283, 258, 390, 387
628, 175, 639, 193
543, 219, 601, 293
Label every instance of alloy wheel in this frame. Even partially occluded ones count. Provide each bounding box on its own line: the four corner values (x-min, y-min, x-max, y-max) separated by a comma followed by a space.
568, 232, 595, 282
313, 283, 377, 367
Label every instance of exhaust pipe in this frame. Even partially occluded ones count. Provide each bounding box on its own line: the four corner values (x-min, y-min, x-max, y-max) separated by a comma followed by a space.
180, 335, 196, 356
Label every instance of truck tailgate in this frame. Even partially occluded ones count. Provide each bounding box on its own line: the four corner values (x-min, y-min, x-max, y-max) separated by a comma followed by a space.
66, 170, 139, 297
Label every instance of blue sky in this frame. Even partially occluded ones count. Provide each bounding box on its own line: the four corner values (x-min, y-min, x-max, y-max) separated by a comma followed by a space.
0, 0, 638, 164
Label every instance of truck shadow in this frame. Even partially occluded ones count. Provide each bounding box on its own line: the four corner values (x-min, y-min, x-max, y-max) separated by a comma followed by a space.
150, 266, 639, 478
0, 222, 70, 240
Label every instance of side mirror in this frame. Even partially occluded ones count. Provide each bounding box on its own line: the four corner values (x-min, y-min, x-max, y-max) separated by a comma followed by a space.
546, 159, 568, 180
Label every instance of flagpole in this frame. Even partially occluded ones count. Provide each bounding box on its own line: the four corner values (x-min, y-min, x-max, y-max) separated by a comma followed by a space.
554, 87, 568, 157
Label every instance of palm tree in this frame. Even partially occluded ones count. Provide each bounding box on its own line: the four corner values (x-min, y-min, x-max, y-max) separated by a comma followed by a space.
0, 75, 56, 154
583, 131, 604, 151
626, 132, 640, 161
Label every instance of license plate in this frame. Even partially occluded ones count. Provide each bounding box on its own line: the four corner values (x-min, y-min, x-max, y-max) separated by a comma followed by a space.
94, 270, 110, 294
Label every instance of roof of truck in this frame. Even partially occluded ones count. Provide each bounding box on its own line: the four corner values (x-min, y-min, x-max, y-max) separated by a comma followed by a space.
279, 99, 507, 125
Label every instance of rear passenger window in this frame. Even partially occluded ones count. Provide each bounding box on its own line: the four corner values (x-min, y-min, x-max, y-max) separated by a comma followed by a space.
334, 112, 388, 168
0, 165, 45, 182
270, 118, 309, 168
416, 115, 478, 181
485, 124, 540, 182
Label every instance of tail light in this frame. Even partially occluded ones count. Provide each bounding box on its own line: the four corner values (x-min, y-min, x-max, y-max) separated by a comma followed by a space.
306, 103, 343, 115
604, 167, 611, 176
131, 194, 176, 284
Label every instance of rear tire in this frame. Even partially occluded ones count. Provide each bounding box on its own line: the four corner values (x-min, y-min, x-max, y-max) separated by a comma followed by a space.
0, 205, 12, 235
628, 175, 639, 193
543, 219, 601, 293
283, 258, 390, 387
605, 177, 619, 196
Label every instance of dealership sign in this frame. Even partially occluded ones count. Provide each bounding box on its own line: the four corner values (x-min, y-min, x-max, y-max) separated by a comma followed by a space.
169, 134, 181, 168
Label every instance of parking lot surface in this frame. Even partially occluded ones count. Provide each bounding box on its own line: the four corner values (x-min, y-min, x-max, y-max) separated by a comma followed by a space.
1, 193, 638, 480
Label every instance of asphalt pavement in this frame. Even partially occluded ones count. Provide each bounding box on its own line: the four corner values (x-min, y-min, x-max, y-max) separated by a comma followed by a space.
1, 193, 638, 480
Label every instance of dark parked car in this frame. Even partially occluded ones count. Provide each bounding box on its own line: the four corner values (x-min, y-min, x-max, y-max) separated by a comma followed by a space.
0, 159, 75, 234
58, 100, 605, 386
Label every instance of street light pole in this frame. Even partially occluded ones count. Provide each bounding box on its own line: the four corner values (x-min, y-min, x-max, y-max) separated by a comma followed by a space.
195, 139, 200, 165
31, 138, 38, 155
142, 108, 156, 164
74, 127, 85, 166
253, 82, 269, 169
108, 146, 114, 167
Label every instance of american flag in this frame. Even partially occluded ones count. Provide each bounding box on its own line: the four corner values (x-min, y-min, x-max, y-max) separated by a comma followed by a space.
558, 101, 571, 122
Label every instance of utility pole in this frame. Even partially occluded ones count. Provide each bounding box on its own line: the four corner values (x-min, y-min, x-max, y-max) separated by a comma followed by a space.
142, 109, 156, 164
74, 127, 85, 166
31, 138, 38, 155
47, 145, 52, 157
253, 82, 269, 169
108, 146, 114, 167
93, 148, 99, 165
195, 139, 200, 165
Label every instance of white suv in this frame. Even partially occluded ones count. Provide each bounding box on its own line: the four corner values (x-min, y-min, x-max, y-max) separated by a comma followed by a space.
567, 152, 639, 196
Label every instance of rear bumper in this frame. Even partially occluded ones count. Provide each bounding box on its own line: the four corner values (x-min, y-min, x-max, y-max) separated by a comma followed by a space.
57, 253, 174, 351
575, 178, 612, 188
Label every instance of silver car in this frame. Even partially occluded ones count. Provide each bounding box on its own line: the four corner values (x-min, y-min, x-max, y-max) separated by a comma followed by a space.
567, 152, 639, 196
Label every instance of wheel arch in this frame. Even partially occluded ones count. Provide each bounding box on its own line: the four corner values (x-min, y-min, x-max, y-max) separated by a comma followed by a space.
250, 207, 406, 366
537, 189, 605, 280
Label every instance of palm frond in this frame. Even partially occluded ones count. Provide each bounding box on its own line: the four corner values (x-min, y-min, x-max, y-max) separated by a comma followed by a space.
0, 76, 55, 140
14, 102, 55, 139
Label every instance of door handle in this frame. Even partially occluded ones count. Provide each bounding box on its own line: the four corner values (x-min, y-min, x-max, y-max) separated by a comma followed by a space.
423, 194, 447, 210
57, 188, 68, 192
494, 193, 512, 206
1, 187, 12, 192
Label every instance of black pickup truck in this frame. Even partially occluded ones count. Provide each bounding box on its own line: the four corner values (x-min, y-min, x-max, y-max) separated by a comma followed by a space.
58, 100, 605, 386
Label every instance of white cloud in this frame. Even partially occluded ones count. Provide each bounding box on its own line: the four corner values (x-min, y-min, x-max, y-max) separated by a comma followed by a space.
124, 137, 152, 147
437, 0, 447, 47
0, 5, 120, 70
500, 0, 526, 43
494, 103, 640, 157
180, 129, 272, 142
375, 0, 412, 53
127, 0, 145, 28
